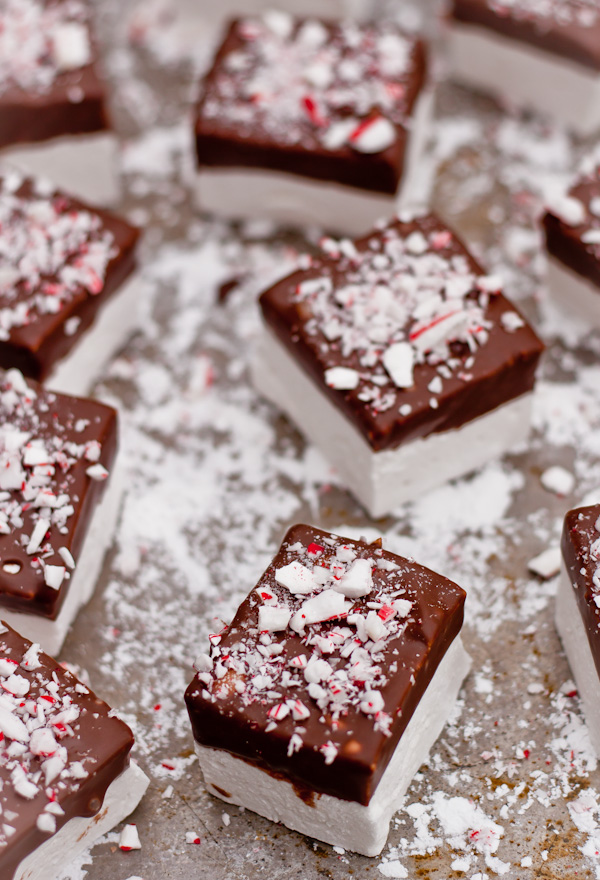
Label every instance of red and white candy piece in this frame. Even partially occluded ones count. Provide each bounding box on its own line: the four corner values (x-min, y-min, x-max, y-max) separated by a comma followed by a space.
349, 117, 396, 154
275, 561, 316, 594
120, 824, 142, 851
324, 366, 360, 391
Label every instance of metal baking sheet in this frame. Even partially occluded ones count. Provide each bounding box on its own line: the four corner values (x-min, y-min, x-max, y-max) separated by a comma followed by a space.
52, 1, 600, 878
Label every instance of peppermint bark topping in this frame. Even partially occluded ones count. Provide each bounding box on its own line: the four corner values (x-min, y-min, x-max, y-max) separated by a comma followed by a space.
0, 174, 116, 341
200, 15, 421, 155
0, 0, 92, 95
288, 215, 520, 420
486, 0, 599, 29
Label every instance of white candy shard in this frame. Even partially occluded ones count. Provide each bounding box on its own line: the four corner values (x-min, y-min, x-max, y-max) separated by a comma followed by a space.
528, 547, 561, 580
366, 610, 387, 642
334, 558, 373, 599
258, 605, 292, 632
44, 565, 66, 591
58, 546, 76, 569
29, 728, 59, 757
52, 22, 91, 71
27, 517, 50, 555
350, 117, 396, 153
540, 465, 575, 496
275, 561, 316, 595
547, 194, 586, 226
290, 589, 350, 633
120, 823, 142, 851
0, 706, 29, 742
393, 598, 412, 618
383, 342, 414, 388
86, 463, 109, 481
324, 367, 360, 391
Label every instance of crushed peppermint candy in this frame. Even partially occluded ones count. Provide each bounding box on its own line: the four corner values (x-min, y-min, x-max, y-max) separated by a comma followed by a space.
199, 15, 423, 156
0, 0, 92, 95
0, 173, 117, 343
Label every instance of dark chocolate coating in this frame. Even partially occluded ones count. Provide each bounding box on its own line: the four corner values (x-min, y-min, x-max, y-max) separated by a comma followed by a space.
562, 505, 600, 679
259, 214, 544, 453
0, 372, 118, 620
195, 19, 427, 195
0, 177, 139, 382
0, 0, 111, 149
544, 176, 600, 290
451, 0, 600, 70
0, 622, 133, 879
185, 524, 466, 806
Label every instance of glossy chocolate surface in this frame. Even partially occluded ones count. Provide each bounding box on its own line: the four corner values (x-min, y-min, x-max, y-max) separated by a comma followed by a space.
259, 214, 544, 453
0, 0, 110, 149
195, 15, 427, 195
451, 0, 600, 70
562, 505, 600, 678
0, 173, 139, 381
544, 150, 600, 290
186, 524, 466, 806
0, 369, 117, 620
0, 621, 133, 880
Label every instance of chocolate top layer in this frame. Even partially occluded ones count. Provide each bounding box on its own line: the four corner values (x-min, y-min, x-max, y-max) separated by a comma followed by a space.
562, 504, 600, 678
0, 368, 117, 620
259, 213, 544, 452
185, 524, 466, 806
451, 0, 600, 70
543, 147, 600, 290
0, 621, 133, 880
195, 13, 427, 195
0, 0, 110, 149
0, 171, 139, 381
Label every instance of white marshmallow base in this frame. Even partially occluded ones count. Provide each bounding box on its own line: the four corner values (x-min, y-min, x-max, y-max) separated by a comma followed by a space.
555, 563, 600, 759
2, 132, 120, 207
47, 269, 143, 399
252, 327, 534, 518
15, 760, 149, 880
195, 90, 434, 237
1, 455, 125, 656
196, 636, 470, 857
545, 257, 600, 329
447, 22, 600, 136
